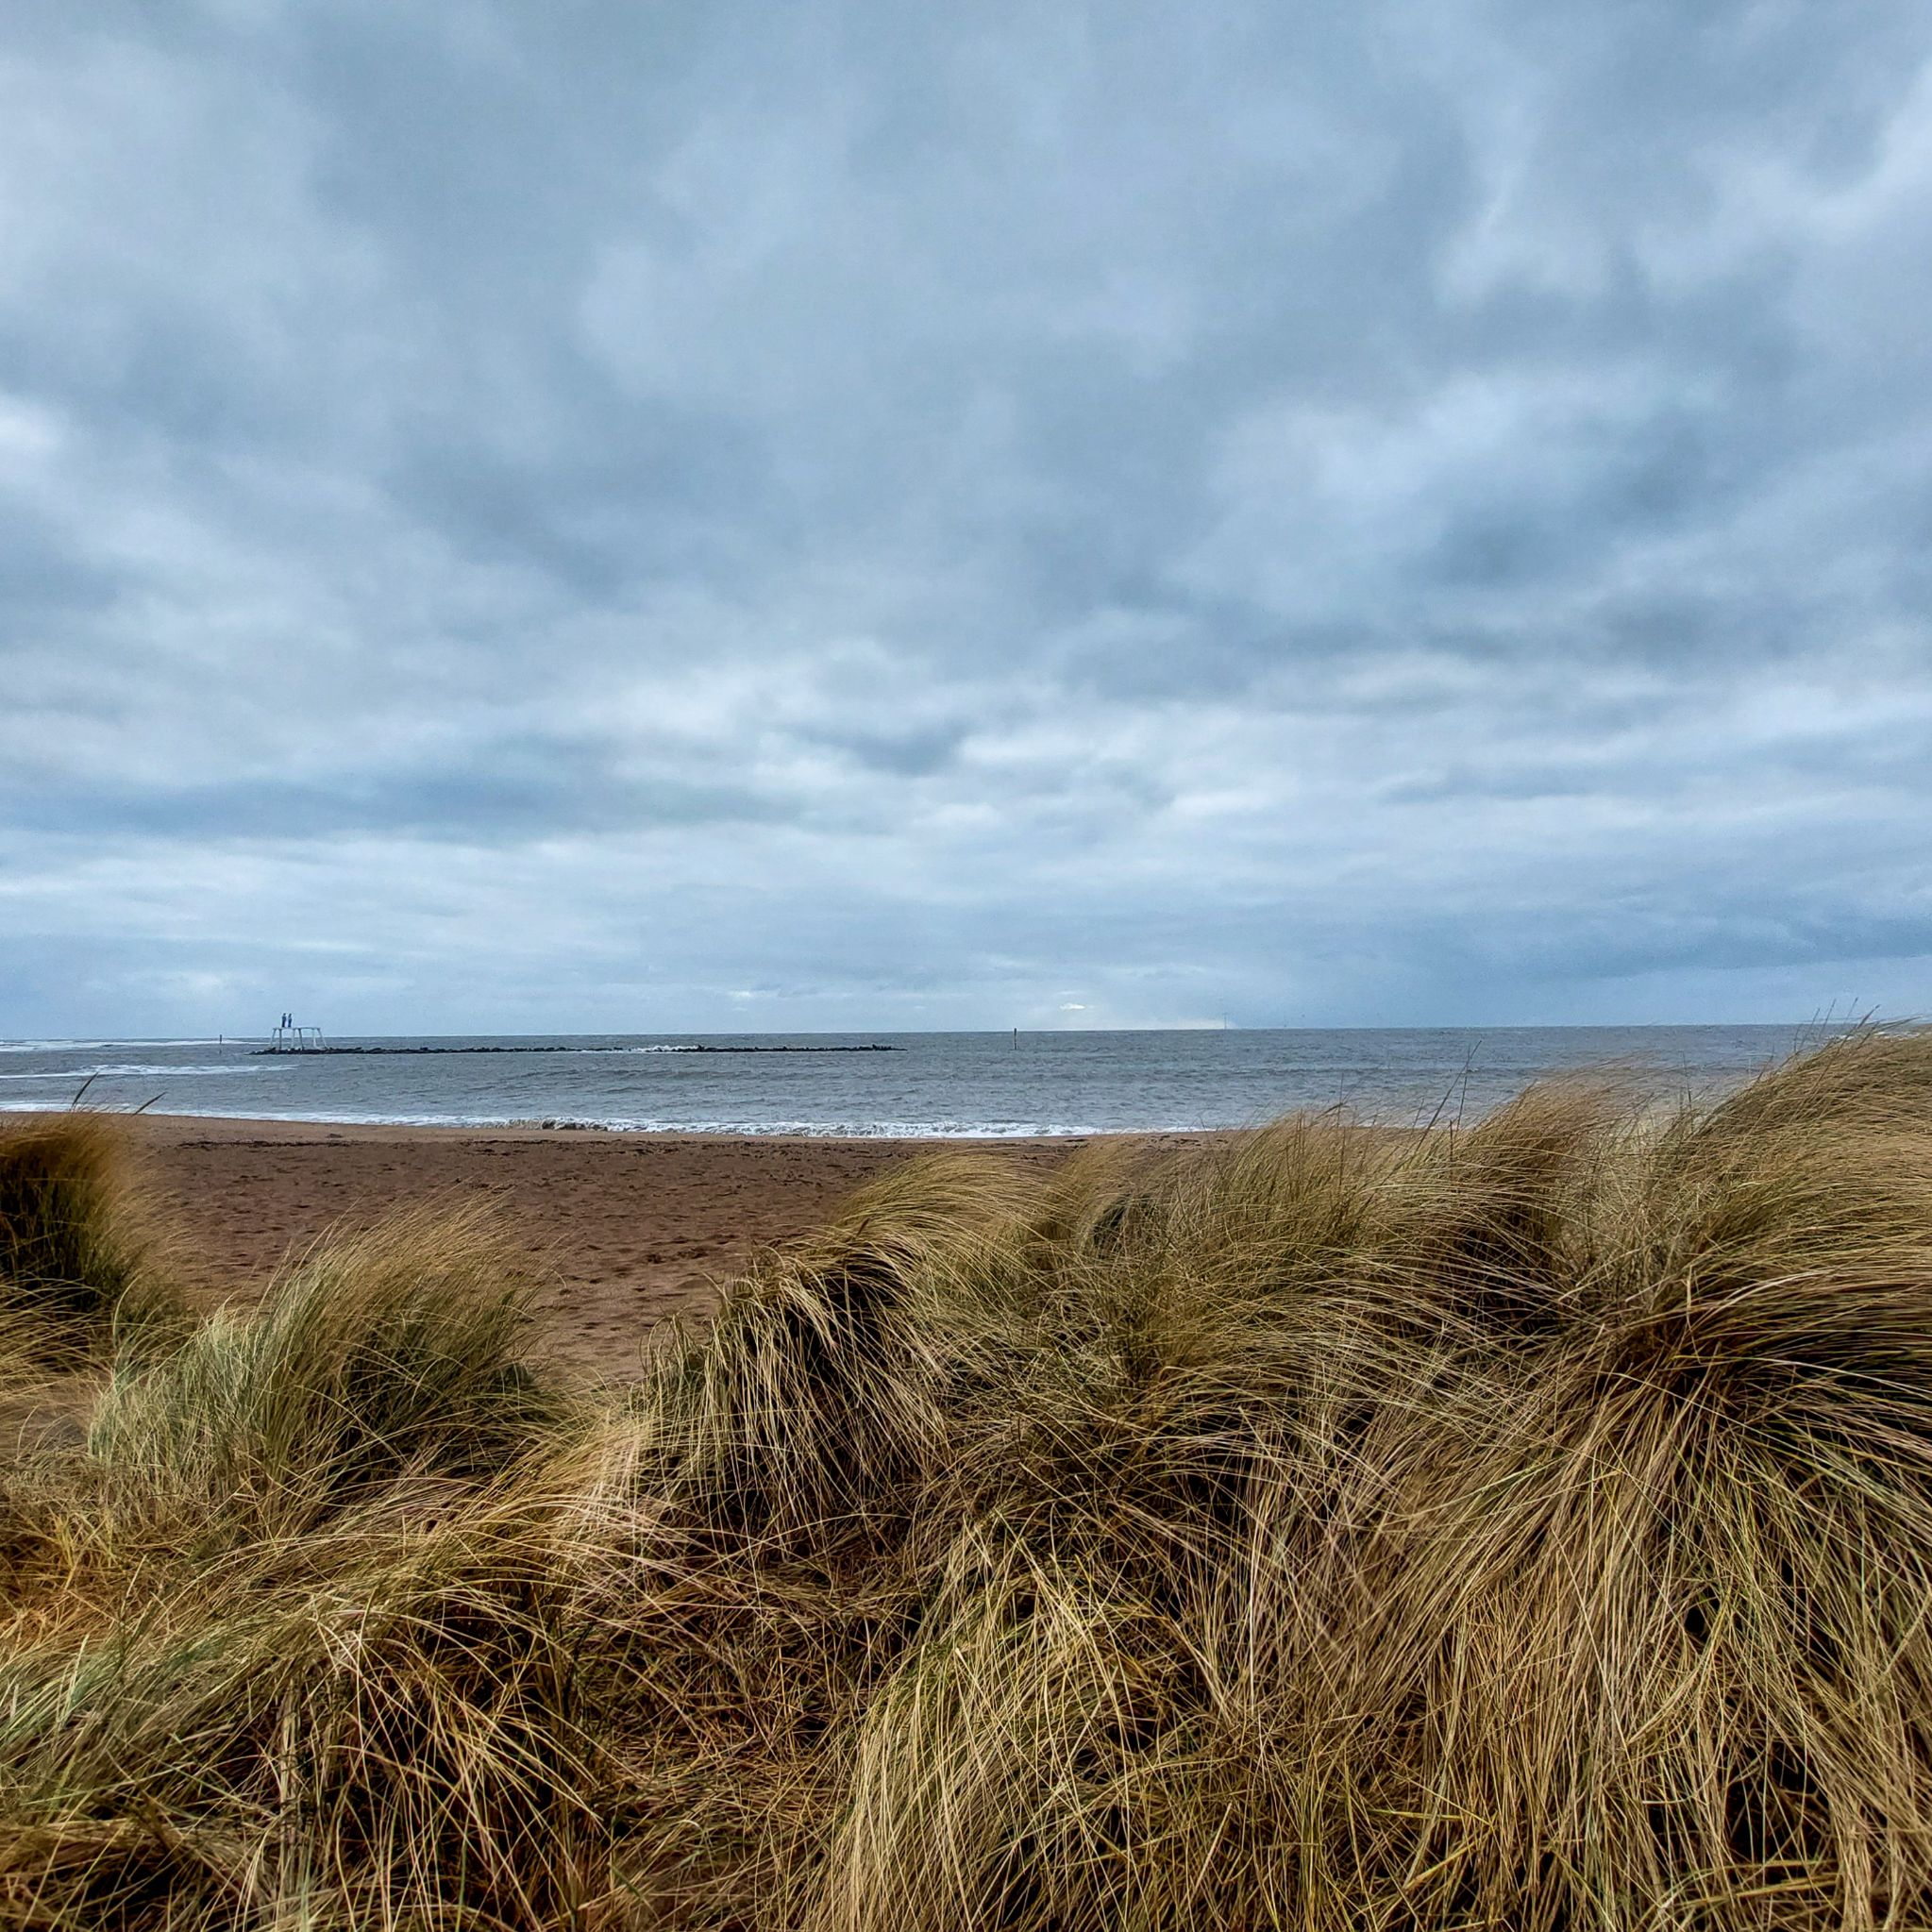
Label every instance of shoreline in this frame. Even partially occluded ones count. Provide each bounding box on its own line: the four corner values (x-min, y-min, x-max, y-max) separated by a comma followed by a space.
42, 1110, 1148, 1145
0, 1107, 1155, 1141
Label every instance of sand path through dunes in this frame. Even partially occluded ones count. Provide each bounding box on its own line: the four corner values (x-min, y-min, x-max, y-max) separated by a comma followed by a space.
100, 1117, 1174, 1378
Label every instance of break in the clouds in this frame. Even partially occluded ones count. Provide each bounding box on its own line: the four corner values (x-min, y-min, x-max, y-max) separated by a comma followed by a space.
3, 1, 1930, 1035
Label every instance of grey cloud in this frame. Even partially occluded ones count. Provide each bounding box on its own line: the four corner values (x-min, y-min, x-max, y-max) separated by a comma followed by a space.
799, 721, 970, 779
0, 767, 786, 844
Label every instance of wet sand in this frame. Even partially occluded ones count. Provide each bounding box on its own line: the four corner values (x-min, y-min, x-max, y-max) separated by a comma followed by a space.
109, 1115, 1163, 1376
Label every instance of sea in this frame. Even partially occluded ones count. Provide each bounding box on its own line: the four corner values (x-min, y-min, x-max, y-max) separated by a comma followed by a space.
0, 1026, 1823, 1136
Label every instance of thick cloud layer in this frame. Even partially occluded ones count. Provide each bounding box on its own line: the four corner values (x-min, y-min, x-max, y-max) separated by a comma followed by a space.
3, 1, 1929, 1034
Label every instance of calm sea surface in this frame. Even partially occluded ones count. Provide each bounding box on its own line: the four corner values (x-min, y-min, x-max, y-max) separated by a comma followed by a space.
0, 1027, 1820, 1135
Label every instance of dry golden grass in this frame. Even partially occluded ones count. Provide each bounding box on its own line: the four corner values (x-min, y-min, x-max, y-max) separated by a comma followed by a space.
0, 1115, 175, 1374
3, 1033, 1931, 1927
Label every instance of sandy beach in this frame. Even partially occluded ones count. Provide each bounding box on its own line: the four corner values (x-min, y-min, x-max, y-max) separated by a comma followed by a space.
107, 1114, 1154, 1376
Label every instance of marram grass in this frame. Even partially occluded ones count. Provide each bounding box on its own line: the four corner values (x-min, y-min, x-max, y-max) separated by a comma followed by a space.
3, 1034, 1932, 1926
0, 1114, 174, 1374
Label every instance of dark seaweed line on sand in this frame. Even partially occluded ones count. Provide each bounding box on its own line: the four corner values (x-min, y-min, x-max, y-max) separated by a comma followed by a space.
252, 1044, 902, 1057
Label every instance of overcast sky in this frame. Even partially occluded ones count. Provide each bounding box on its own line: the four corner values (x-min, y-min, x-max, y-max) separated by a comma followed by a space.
3, 1, 1929, 1036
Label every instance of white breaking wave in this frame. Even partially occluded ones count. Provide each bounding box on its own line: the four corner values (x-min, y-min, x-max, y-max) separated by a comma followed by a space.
0, 1063, 269, 1081
0, 1100, 1113, 1136
0, 1038, 233, 1053
500, 1117, 1108, 1137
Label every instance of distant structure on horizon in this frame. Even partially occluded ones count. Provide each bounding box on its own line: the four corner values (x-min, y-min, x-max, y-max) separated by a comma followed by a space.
267, 1015, 327, 1053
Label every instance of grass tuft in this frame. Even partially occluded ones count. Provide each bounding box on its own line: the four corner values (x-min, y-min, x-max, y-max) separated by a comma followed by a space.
0, 1115, 171, 1370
